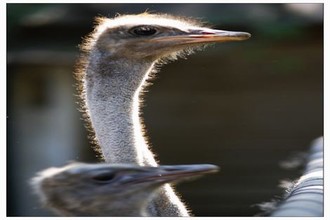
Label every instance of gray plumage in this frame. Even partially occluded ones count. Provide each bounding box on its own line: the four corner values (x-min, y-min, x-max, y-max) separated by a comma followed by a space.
271, 137, 324, 217
75, 13, 250, 216
31, 163, 219, 216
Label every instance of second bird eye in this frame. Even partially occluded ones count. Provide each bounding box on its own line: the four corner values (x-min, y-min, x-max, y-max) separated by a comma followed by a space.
92, 172, 116, 182
130, 26, 158, 36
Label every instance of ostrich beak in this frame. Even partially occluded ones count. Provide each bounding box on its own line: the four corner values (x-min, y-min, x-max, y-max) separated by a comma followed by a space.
126, 164, 219, 185
186, 28, 251, 43
152, 27, 250, 44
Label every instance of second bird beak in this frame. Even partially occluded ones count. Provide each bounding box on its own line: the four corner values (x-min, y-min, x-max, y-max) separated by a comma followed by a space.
131, 164, 219, 185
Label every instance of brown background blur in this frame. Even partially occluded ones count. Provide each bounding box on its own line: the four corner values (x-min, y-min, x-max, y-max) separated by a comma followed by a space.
7, 3, 323, 216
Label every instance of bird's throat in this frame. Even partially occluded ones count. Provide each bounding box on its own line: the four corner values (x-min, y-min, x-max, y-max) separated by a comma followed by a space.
85, 57, 157, 165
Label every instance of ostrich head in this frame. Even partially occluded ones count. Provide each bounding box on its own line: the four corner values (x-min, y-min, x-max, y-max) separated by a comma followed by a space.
82, 13, 251, 62
31, 163, 219, 216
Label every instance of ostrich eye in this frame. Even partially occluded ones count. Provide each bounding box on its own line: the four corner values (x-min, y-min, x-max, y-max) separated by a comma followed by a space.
92, 172, 116, 183
130, 26, 158, 36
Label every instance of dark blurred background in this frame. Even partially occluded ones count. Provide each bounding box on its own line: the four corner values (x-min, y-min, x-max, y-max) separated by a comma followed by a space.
7, 3, 323, 216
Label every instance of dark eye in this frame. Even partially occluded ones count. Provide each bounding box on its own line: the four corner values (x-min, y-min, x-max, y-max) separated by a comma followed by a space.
92, 172, 116, 183
130, 26, 158, 36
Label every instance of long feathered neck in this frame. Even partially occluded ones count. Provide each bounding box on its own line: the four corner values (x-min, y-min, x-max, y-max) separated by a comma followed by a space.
79, 49, 190, 216
83, 50, 156, 165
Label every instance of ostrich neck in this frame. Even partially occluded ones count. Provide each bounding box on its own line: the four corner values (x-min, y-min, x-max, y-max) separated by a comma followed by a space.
85, 54, 156, 165
84, 52, 189, 216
